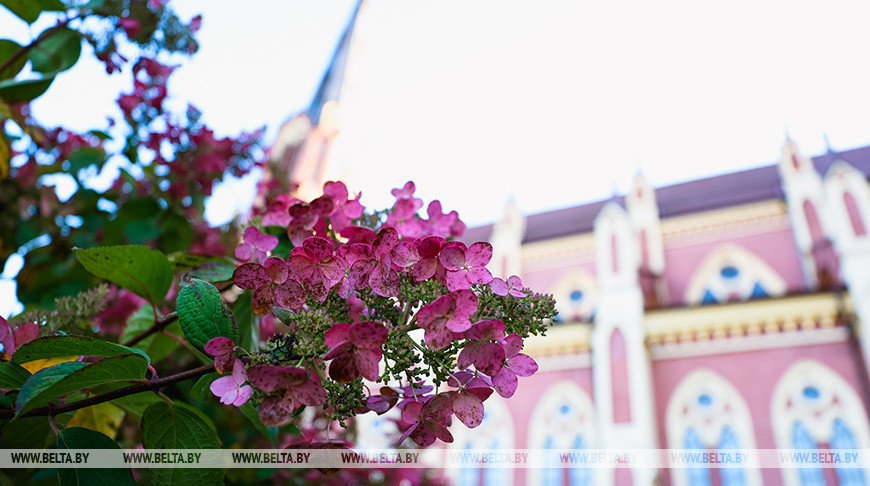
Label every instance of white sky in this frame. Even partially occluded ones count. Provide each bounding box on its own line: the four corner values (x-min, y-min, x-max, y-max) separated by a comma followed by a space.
3, 0, 870, 315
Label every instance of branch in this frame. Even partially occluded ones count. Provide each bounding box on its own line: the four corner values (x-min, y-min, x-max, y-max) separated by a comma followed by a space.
122, 282, 235, 347
0, 363, 215, 419
0, 18, 76, 76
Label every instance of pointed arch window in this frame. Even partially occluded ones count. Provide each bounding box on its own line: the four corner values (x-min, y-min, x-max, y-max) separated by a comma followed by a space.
684, 245, 786, 305
667, 370, 762, 486
449, 398, 515, 486
843, 192, 867, 237
772, 360, 870, 486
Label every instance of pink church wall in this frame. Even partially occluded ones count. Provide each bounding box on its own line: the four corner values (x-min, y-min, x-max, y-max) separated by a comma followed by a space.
662, 226, 805, 305
651, 339, 870, 485
521, 259, 596, 296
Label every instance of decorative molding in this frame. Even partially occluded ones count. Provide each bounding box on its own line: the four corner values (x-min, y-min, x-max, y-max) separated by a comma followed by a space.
645, 292, 851, 349
523, 322, 592, 358
650, 326, 849, 360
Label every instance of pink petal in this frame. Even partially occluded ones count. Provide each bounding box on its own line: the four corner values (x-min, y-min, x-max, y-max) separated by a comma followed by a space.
507, 275, 523, 289
231, 359, 247, 384
424, 327, 459, 350
336, 243, 372, 266
508, 353, 538, 377
340, 226, 377, 245
323, 342, 353, 361
204, 337, 234, 356
509, 288, 526, 298
318, 257, 347, 284
213, 352, 235, 375
476, 319, 506, 341
220, 387, 239, 405
233, 263, 267, 290
438, 243, 467, 271
324, 323, 353, 348
242, 226, 260, 242
467, 267, 493, 285
274, 279, 306, 309
322, 180, 349, 201
263, 257, 288, 284
259, 396, 295, 427
372, 227, 399, 258
452, 391, 484, 428
247, 365, 292, 392
466, 242, 493, 267
411, 257, 438, 281
391, 240, 418, 268
210, 375, 238, 397
303, 236, 334, 261
251, 284, 276, 315
489, 278, 508, 296
401, 401, 423, 424
351, 321, 389, 348
328, 353, 358, 383
343, 197, 364, 219
471, 342, 506, 377
354, 348, 382, 381
504, 334, 523, 357
445, 270, 470, 291
234, 243, 253, 261
290, 380, 327, 406
416, 236, 445, 258
453, 289, 479, 319
232, 385, 252, 406
492, 368, 518, 398
14, 322, 38, 347
254, 233, 279, 252
369, 263, 400, 297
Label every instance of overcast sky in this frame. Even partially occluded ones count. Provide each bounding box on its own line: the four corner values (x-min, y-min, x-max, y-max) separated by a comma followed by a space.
3, 0, 870, 316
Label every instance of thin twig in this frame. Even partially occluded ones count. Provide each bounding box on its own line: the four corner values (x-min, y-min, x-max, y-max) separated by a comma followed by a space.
0, 363, 215, 419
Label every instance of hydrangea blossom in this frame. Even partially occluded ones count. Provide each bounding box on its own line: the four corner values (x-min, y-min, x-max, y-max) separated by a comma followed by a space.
398, 393, 454, 447
323, 321, 389, 383
391, 235, 445, 281
415, 289, 478, 349
322, 181, 363, 233
210, 359, 252, 407
0, 318, 38, 357
233, 257, 306, 315
235, 226, 279, 263
287, 237, 347, 301
439, 241, 494, 291
489, 275, 526, 298
247, 365, 328, 427
447, 371, 493, 428
204, 337, 235, 374
347, 227, 400, 297
457, 319, 507, 377
491, 334, 538, 398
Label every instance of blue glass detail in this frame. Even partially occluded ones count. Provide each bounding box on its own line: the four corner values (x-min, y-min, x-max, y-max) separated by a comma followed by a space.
802, 386, 820, 400
721, 266, 739, 278
831, 419, 868, 486
483, 439, 509, 486
702, 289, 718, 304
457, 442, 480, 486
750, 283, 768, 299
542, 436, 562, 485
793, 421, 826, 486
570, 435, 591, 486
685, 428, 712, 486
698, 394, 713, 407
560, 404, 571, 416
718, 427, 747, 486
570, 290, 584, 302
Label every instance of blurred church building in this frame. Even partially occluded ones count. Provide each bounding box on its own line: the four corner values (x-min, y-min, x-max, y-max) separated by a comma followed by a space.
267, 2, 870, 485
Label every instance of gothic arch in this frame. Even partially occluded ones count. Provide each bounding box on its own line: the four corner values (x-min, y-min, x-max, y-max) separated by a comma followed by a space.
551, 268, 598, 322
684, 244, 786, 305
527, 381, 597, 486
771, 359, 870, 486
666, 369, 762, 486
449, 396, 515, 486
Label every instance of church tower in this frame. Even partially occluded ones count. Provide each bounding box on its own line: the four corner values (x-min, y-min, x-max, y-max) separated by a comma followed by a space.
591, 200, 658, 486
626, 173, 667, 308
264, 0, 369, 201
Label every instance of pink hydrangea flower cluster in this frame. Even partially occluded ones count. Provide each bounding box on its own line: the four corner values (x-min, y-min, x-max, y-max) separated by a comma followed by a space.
218, 181, 545, 447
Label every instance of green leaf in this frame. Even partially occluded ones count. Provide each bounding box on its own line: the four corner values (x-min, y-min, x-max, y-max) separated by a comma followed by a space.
16, 355, 148, 417
239, 401, 276, 445
177, 278, 239, 353
29, 27, 81, 74
0, 416, 53, 449
233, 292, 254, 350
74, 245, 173, 305
0, 39, 26, 80
66, 146, 105, 173
189, 372, 219, 400
110, 393, 161, 423
0, 73, 55, 103
120, 305, 179, 363
0, 0, 64, 23
187, 261, 235, 283
0, 361, 30, 389
57, 427, 136, 486
12, 336, 150, 365
141, 401, 223, 486
167, 252, 233, 270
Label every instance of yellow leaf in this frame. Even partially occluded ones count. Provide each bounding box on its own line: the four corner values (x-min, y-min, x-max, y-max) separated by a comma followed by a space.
0, 131, 9, 180
67, 402, 126, 439
19, 356, 79, 374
